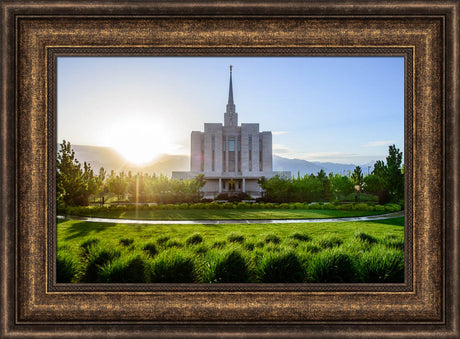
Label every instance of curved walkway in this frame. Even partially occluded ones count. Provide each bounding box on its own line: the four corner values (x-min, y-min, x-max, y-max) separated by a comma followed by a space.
57, 211, 404, 225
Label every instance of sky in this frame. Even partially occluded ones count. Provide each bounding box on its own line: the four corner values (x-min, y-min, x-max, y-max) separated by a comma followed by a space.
57, 57, 404, 165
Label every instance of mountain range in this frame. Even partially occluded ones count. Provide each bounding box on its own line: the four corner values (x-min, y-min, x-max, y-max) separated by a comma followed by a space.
71, 144, 376, 177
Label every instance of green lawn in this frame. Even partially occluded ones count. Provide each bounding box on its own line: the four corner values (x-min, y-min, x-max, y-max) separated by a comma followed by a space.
62, 208, 387, 220
57, 217, 405, 284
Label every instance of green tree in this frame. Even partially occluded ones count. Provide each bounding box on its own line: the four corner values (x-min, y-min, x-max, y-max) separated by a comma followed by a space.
107, 170, 128, 202
363, 174, 385, 195
329, 174, 355, 200
351, 166, 364, 189
384, 145, 404, 202
57, 140, 94, 207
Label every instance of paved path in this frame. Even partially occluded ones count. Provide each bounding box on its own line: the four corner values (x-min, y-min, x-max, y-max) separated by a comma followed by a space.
57, 211, 404, 225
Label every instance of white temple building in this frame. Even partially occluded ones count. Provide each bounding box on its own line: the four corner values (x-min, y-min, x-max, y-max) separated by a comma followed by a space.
172, 66, 290, 198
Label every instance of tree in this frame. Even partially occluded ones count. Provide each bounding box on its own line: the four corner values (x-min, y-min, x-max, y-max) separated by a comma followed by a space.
351, 166, 364, 189
107, 170, 128, 202
329, 174, 355, 200
57, 140, 95, 207
384, 145, 404, 202
363, 174, 385, 195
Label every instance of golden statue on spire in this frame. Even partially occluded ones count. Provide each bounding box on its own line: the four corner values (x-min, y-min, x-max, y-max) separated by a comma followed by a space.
230, 65, 233, 73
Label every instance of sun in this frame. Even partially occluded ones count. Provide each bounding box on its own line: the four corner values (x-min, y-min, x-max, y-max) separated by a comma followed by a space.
105, 120, 172, 165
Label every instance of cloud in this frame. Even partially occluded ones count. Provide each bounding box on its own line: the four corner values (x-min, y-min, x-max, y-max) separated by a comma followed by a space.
273, 143, 291, 154
272, 131, 288, 135
364, 140, 396, 147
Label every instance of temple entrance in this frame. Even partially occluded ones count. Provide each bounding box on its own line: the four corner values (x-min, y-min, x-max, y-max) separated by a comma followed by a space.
228, 180, 236, 191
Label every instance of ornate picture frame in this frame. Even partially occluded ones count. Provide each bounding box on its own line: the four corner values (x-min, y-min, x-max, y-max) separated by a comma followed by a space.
1, 1, 458, 338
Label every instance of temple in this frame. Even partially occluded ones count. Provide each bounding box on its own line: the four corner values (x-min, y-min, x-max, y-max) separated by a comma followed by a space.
172, 66, 290, 198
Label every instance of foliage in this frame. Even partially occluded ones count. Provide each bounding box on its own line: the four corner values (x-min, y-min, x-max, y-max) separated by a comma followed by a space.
147, 250, 197, 283
257, 251, 305, 283
202, 249, 251, 283
307, 248, 357, 283
57, 217, 405, 284
186, 233, 204, 245
57, 140, 99, 207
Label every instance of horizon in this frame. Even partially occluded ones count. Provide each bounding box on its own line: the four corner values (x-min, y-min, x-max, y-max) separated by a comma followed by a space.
58, 57, 404, 165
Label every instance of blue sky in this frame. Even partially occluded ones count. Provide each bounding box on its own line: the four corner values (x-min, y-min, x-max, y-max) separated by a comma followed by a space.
57, 56, 404, 164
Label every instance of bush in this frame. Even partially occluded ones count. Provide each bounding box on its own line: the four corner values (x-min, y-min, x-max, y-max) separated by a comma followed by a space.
119, 238, 134, 247
316, 235, 343, 249
357, 245, 404, 283
79, 237, 100, 256
79, 244, 122, 283
164, 239, 183, 248
309, 203, 322, 210
56, 251, 78, 283
202, 250, 251, 283
264, 234, 281, 244
374, 204, 386, 211
257, 251, 304, 283
354, 231, 377, 244
381, 235, 404, 250
212, 240, 227, 249
307, 248, 358, 283
98, 254, 147, 283
156, 236, 170, 245
186, 233, 203, 246
227, 232, 245, 243
147, 250, 197, 283
289, 232, 311, 242
142, 242, 158, 257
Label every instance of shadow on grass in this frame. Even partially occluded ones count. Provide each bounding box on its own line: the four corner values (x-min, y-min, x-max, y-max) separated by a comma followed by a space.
63, 221, 115, 241
364, 217, 404, 227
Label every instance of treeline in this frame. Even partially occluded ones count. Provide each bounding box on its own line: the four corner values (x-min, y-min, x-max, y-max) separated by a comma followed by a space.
259, 145, 404, 204
57, 140, 205, 208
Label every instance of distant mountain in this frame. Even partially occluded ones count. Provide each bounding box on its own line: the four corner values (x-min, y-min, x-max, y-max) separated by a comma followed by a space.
71, 145, 189, 176
70, 145, 376, 177
273, 155, 376, 176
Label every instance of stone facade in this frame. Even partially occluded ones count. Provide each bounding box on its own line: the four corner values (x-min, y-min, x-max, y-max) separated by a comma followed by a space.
172, 66, 290, 198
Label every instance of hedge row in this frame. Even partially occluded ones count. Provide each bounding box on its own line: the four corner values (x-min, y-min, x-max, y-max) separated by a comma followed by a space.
61, 202, 402, 216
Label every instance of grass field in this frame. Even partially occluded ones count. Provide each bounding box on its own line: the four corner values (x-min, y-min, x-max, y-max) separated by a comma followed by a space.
61, 208, 388, 220
57, 217, 405, 284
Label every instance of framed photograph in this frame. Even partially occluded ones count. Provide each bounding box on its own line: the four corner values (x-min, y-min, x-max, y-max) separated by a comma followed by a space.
1, 1, 458, 338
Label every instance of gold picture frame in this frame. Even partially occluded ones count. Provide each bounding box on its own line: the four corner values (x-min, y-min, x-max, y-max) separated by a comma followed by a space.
1, 1, 458, 337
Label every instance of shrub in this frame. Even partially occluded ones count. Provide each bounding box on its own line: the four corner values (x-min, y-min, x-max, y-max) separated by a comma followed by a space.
164, 239, 183, 248
294, 202, 304, 209
289, 232, 311, 242
202, 250, 251, 283
156, 236, 170, 245
374, 204, 386, 211
56, 251, 78, 283
309, 203, 321, 210
381, 235, 404, 250
119, 238, 134, 247
257, 251, 304, 283
227, 232, 245, 244
357, 245, 404, 283
79, 244, 122, 283
354, 231, 377, 244
79, 238, 100, 256
279, 203, 289, 209
147, 250, 197, 283
316, 235, 343, 249
142, 242, 158, 257
264, 234, 281, 244
186, 233, 203, 246
307, 248, 358, 283
244, 242, 255, 251
212, 240, 227, 249
98, 254, 147, 283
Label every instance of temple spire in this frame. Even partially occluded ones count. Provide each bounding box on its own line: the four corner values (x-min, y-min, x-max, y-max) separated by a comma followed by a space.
228, 65, 234, 105
224, 65, 238, 127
